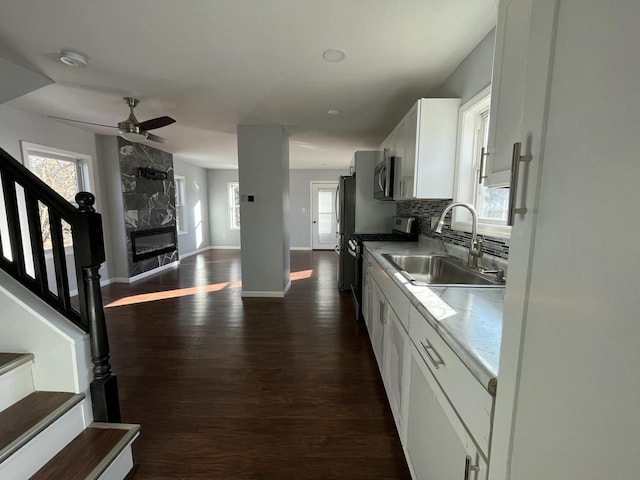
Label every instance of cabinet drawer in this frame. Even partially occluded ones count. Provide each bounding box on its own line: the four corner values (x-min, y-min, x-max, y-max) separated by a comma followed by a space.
374, 266, 409, 331
408, 304, 492, 456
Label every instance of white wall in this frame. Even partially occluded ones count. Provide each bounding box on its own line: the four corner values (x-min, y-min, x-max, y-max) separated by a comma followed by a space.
207, 168, 350, 250
289, 169, 348, 249
207, 169, 240, 248
0, 105, 111, 283
428, 28, 496, 104
0, 269, 91, 400
95, 135, 128, 280
174, 157, 211, 256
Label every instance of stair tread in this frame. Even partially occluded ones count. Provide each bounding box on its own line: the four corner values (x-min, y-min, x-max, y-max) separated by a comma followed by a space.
0, 352, 32, 375
0, 353, 25, 367
30, 424, 140, 480
0, 391, 81, 462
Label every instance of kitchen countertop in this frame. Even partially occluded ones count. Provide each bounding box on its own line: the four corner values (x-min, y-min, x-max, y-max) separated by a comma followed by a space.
364, 240, 504, 395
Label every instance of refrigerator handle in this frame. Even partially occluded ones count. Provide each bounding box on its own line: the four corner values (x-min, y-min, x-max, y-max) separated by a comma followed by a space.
335, 184, 340, 225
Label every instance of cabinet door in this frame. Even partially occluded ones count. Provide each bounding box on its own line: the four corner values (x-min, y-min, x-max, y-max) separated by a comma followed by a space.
362, 267, 370, 325
399, 103, 418, 199
485, 0, 533, 186
382, 306, 409, 441
406, 348, 482, 480
362, 251, 372, 325
370, 284, 385, 371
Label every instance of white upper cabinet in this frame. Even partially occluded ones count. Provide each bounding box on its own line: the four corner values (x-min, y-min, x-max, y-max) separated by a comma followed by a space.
485, 0, 533, 187
382, 98, 460, 200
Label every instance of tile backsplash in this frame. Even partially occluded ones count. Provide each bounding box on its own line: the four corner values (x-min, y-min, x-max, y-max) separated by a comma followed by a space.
396, 199, 510, 260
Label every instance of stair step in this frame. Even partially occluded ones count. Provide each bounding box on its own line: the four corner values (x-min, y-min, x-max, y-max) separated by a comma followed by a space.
0, 352, 35, 412
0, 391, 84, 464
31, 423, 141, 480
0, 353, 33, 374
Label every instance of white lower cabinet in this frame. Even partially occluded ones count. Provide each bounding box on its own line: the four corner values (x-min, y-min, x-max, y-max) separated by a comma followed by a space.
363, 248, 492, 480
406, 347, 487, 480
362, 261, 372, 327
370, 283, 385, 371
382, 305, 410, 441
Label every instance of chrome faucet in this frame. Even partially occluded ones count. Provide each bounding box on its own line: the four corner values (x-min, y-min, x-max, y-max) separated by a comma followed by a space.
433, 202, 483, 268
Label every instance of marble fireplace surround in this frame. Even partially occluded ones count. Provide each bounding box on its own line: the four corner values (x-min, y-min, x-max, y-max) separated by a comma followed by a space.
118, 138, 178, 277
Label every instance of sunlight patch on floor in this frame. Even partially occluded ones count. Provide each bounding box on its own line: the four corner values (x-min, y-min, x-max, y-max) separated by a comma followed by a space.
105, 269, 314, 307
105, 282, 230, 307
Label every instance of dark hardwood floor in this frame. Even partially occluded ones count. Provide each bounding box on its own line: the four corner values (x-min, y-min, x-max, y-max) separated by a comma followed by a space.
102, 249, 410, 479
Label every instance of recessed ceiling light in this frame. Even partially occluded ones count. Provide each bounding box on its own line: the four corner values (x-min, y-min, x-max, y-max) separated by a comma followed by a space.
58, 49, 88, 68
322, 48, 347, 63
327, 109, 342, 116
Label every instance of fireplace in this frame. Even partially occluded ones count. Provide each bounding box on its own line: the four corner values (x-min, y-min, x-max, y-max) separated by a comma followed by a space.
131, 227, 177, 261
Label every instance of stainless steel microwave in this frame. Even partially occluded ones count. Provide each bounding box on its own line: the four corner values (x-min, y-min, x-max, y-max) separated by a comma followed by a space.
373, 156, 395, 201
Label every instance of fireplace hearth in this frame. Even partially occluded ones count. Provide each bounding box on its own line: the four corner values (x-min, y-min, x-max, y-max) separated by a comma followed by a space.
131, 227, 177, 261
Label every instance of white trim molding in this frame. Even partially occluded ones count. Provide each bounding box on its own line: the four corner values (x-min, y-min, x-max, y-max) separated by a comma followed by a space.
109, 261, 180, 284
242, 281, 291, 298
179, 246, 214, 259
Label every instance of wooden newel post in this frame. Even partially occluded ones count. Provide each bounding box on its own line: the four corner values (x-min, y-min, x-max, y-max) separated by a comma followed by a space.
75, 192, 121, 422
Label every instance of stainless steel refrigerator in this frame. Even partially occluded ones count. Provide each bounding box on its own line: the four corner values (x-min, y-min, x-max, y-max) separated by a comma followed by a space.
336, 151, 397, 291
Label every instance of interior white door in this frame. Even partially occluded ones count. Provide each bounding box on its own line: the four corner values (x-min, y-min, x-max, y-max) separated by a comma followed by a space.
311, 182, 338, 250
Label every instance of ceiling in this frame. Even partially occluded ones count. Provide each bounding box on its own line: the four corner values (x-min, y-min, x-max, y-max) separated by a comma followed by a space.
0, 0, 497, 169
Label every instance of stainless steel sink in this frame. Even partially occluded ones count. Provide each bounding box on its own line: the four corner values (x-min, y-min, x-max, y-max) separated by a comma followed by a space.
381, 254, 505, 287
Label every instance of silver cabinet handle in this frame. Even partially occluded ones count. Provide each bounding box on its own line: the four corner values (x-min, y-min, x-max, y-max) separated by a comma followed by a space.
419, 340, 444, 369
507, 142, 533, 226
478, 147, 489, 184
379, 300, 385, 325
464, 455, 480, 480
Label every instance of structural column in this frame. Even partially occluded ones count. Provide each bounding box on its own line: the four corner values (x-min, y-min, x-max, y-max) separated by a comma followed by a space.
237, 125, 290, 297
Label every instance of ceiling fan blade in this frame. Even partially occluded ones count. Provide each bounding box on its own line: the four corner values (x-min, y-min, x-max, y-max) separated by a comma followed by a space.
139, 116, 176, 131
47, 116, 116, 129
146, 132, 169, 144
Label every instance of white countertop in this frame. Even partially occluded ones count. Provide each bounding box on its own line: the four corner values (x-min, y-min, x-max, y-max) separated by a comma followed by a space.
364, 239, 504, 394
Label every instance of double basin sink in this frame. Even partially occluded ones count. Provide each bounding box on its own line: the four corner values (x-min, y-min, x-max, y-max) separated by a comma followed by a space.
382, 254, 506, 287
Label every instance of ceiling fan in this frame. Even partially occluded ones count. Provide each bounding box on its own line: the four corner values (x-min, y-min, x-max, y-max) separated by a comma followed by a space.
49, 97, 176, 144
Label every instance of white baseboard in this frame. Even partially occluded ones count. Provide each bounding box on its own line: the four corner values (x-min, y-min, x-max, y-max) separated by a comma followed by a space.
210, 246, 241, 250
108, 261, 180, 285
290, 247, 312, 251
179, 246, 214, 259
242, 281, 291, 298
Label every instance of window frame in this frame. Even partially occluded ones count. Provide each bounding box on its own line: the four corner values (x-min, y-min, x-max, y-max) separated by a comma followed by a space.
228, 182, 240, 230
174, 175, 188, 235
20, 141, 94, 251
21, 141, 91, 205
451, 87, 511, 239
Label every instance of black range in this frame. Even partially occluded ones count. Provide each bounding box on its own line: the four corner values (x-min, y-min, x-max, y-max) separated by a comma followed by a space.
348, 216, 418, 322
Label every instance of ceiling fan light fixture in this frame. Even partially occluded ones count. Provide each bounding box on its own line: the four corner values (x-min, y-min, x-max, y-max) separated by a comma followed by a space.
58, 49, 88, 68
119, 130, 148, 143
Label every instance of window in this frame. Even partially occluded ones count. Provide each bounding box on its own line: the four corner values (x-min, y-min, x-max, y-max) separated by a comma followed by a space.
21, 142, 91, 248
452, 88, 511, 238
228, 182, 240, 230
175, 175, 187, 234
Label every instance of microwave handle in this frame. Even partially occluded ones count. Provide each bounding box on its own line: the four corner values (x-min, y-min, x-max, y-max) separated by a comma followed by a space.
378, 165, 386, 192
